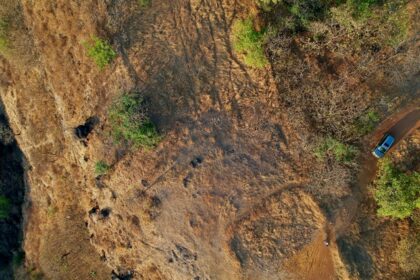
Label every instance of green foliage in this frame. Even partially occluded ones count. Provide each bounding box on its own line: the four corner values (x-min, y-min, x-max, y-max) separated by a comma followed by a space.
138, 0, 151, 7
109, 93, 160, 148
396, 235, 420, 274
232, 18, 268, 68
255, 0, 281, 11
355, 110, 380, 135
0, 195, 11, 219
374, 159, 420, 219
84, 37, 116, 69
95, 161, 110, 176
330, 0, 409, 48
384, 1, 409, 46
0, 19, 8, 54
12, 251, 25, 267
347, 0, 382, 18
314, 137, 357, 163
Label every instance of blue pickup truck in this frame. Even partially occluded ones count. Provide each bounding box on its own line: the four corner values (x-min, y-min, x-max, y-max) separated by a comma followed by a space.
372, 134, 395, 158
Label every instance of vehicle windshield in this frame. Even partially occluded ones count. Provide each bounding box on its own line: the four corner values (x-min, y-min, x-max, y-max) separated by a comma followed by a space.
378, 146, 387, 153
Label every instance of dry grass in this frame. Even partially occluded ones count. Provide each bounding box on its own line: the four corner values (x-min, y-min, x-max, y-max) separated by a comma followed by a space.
0, 0, 36, 63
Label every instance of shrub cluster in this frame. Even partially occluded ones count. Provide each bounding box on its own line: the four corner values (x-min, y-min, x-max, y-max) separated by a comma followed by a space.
314, 137, 358, 163
354, 110, 380, 135
138, 0, 151, 7
0, 195, 10, 220
231, 18, 268, 68
109, 93, 160, 148
396, 235, 420, 275
84, 37, 116, 69
95, 161, 110, 176
0, 20, 8, 54
374, 159, 420, 219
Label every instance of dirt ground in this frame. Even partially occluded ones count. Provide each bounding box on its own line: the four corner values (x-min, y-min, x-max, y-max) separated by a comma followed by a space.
0, 0, 418, 279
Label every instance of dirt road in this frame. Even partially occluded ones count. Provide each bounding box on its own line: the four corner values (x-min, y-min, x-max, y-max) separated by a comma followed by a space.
332, 106, 420, 259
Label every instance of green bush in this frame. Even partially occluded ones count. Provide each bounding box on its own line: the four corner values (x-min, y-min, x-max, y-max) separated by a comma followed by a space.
355, 110, 380, 135
84, 37, 116, 69
95, 161, 110, 176
0, 19, 8, 54
12, 251, 25, 267
374, 159, 420, 219
314, 137, 358, 163
232, 18, 268, 68
0, 195, 11, 219
138, 0, 151, 7
255, 0, 281, 11
347, 0, 382, 18
109, 93, 160, 148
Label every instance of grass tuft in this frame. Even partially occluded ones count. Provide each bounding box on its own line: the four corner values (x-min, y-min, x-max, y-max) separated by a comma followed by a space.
138, 0, 151, 8
95, 161, 110, 176
232, 18, 268, 68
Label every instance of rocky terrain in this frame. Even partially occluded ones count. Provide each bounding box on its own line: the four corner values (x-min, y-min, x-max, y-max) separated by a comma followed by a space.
0, 0, 418, 279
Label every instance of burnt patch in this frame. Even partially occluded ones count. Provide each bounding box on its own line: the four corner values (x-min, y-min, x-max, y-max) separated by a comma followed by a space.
88, 206, 99, 216
337, 238, 374, 280
230, 236, 248, 267
111, 270, 133, 280
190, 156, 203, 168
183, 172, 193, 188
99, 208, 112, 219
74, 116, 99, 139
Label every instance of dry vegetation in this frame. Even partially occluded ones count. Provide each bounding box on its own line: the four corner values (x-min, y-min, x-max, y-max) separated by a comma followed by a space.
0, 0, 418, 279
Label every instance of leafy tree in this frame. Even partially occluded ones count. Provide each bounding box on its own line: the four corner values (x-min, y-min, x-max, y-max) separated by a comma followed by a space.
374, 159, 420, 219
109, 93, 160, 148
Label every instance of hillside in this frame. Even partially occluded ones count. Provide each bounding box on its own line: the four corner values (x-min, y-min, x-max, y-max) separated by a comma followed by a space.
0, 0, 418, 279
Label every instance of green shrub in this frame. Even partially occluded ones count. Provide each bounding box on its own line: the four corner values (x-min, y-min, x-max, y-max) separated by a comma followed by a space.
255, 0, 281, 11
83, 37, 116, 69
138, 0, 151, 7
347, 0, 382, 18
109, 93, 160, 148
355, 109, 380, 135
0, 19, 8, 54
0, 195, 11, 219
95, 161, 110, 176
232, 18, 268, 68
12, 251, 25, 267
314, 137, 358, 163
374, 159, 420, 219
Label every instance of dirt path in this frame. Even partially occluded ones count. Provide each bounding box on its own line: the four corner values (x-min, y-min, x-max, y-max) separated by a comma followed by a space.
284, 232, 337, 280
334, 106, 420, 240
